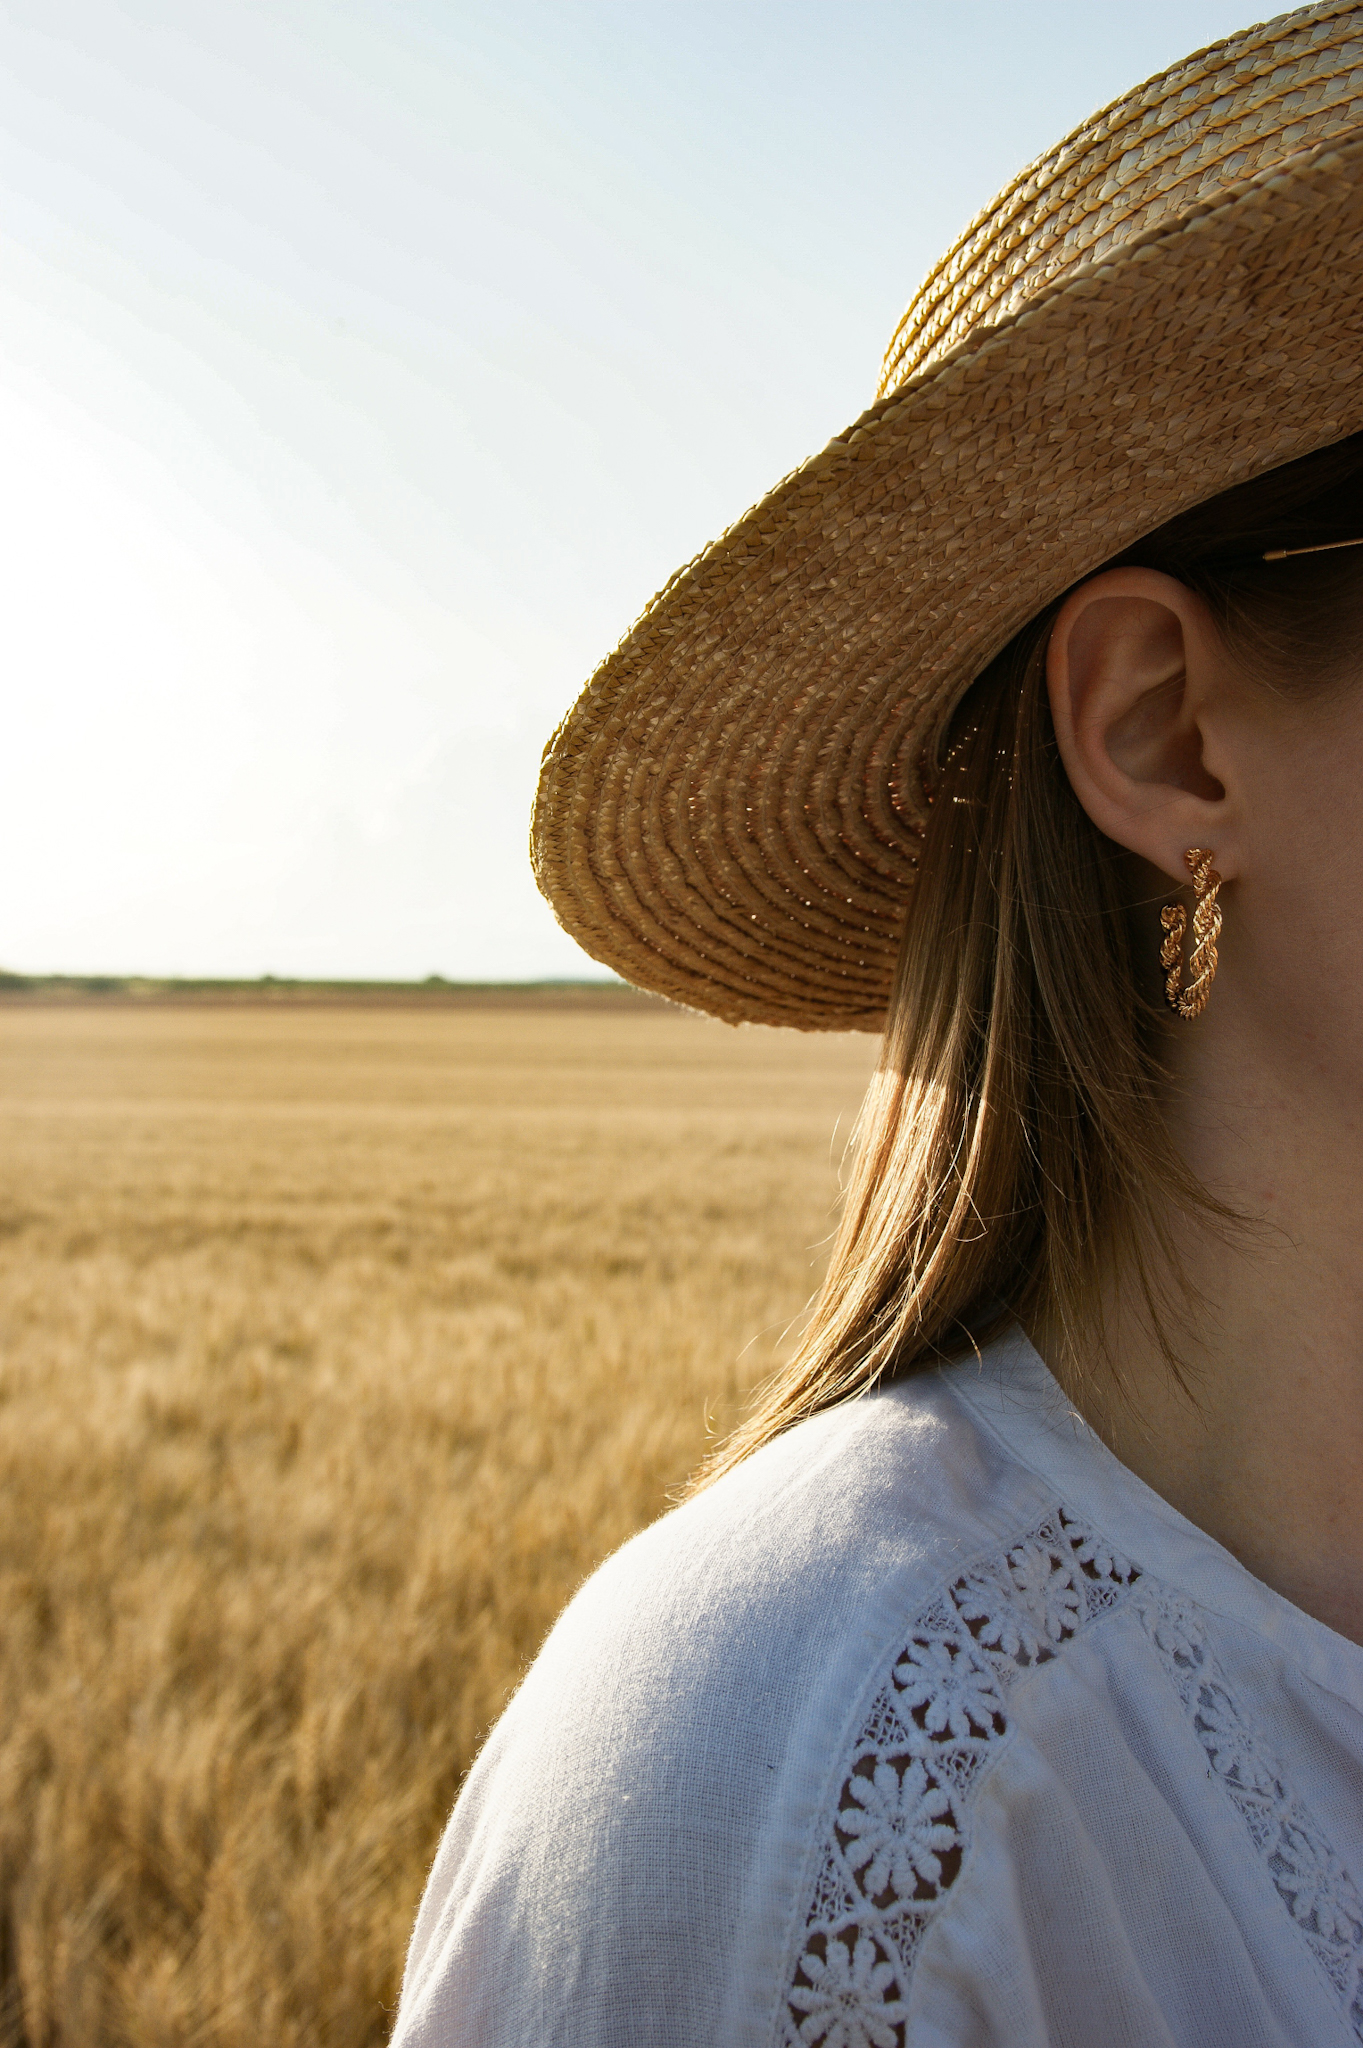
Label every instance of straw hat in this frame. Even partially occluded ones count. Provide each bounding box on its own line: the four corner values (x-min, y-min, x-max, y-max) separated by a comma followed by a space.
532, 1, 1363, 1031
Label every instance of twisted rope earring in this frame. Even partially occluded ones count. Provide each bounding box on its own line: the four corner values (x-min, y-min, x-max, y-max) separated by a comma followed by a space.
1160, 847, 1222, 1019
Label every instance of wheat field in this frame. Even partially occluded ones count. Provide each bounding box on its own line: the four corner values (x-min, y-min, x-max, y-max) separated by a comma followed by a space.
0, 995, 875, 2047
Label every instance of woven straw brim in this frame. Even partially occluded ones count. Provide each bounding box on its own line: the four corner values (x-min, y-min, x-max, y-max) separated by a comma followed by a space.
533, 14, 1363, 1030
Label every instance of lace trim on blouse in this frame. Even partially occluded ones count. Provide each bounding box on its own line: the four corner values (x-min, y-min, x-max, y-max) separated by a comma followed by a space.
778, 1503, 1363, 2048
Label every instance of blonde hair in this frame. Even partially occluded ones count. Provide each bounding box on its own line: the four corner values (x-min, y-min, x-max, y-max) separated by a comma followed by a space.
698, 431, 1363, 1487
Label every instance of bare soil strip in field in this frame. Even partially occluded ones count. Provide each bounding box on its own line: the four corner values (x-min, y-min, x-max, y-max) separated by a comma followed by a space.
0, 998, 873, 2047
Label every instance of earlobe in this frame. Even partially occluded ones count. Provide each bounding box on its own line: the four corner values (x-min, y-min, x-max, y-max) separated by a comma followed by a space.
1046, 567, 1231, 883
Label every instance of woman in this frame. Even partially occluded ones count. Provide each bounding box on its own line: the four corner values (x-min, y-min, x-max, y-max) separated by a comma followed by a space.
393, 7, 1363, 2043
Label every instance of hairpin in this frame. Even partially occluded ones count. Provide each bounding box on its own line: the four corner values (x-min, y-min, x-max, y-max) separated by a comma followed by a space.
1262, 535, 1363, 561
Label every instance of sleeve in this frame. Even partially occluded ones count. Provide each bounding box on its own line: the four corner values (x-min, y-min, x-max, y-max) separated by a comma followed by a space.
386, 1387, 975, 2048
386, 1509, 798, 2048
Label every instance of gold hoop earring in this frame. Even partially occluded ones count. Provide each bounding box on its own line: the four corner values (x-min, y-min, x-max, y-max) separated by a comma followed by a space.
1160, 847, 1222, 1020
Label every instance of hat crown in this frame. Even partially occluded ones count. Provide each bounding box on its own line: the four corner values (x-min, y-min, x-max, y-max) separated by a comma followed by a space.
882, 0, 1363, 396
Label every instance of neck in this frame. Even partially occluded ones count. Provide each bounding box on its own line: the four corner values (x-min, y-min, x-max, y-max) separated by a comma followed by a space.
1038, 977, 1363, 1644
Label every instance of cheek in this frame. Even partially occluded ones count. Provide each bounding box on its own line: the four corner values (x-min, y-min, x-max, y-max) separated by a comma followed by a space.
1248, 684, 1363, 855
1239, 701, 1363, 1002
1294, 700, 1363, 870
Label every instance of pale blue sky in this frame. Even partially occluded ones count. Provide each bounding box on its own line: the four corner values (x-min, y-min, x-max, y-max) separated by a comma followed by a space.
1, 0, 1257, 979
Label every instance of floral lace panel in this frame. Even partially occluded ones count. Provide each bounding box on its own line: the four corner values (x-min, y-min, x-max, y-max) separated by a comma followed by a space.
780, 1506, 1363, 2048
1139, 1589, 1363, 2038
781, 1506, 1140, 2048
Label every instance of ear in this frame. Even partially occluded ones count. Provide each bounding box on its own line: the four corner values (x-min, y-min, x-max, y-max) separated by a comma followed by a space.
1046, 567, 1243, 885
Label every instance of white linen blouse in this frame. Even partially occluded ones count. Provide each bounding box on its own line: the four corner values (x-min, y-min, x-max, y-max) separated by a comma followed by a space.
390, 1330, 1363, 2047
